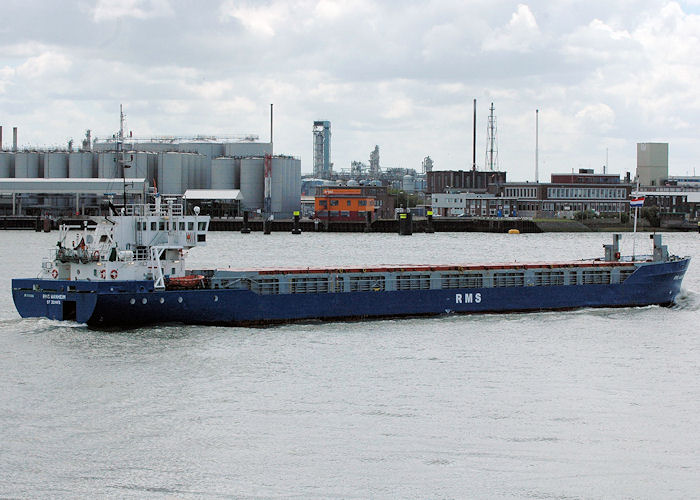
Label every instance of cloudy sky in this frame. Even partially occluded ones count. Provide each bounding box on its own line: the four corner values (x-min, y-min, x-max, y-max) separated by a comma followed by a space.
1, 0, 700, 180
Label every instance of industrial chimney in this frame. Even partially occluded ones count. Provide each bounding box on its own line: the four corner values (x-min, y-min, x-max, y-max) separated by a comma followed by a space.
13, 126, 18, 152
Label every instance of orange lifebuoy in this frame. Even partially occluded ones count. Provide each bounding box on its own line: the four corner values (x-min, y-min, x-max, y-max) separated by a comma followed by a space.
51, 269, 58, 279
186, 233, 192, 241
93, 250, 100, 261
110, 269, 118, 280
100, 269, 106, 279
614, 251, 621, 260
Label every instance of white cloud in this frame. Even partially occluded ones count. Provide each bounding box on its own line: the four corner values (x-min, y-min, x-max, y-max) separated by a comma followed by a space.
483, 4, 542, 53
1, 1, 700, 178
93, 0, 174, 21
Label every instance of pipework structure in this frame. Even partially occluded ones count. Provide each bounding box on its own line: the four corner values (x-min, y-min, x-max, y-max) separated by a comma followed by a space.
485, 102, 499, 171
313, 120, 332, 179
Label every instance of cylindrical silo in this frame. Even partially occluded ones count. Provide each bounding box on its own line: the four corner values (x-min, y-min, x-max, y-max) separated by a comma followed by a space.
98, 152, 120, 178
239, 157, 265, 211
0, 152, 14, 177
211, 157, 237, 189
402, 175, 415, 192
44, 152, 69, 178
14, 152, 40, 178
157, 152, 183, 194
69, 152, 93, 178
271, 156, 301, 216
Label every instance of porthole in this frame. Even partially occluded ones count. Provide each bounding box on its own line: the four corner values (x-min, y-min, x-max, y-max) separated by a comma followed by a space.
178, 297, 183, 303
159, 297, 165, 304
214, 295, 218, 302
142, 298, 147, 304
129, 298, 135, 305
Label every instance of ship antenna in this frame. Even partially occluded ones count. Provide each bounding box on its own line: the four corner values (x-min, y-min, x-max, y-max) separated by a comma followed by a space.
118, 104, 130, 210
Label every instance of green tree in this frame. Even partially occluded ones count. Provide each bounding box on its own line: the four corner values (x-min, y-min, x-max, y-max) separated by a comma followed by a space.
641, 206, 660, 227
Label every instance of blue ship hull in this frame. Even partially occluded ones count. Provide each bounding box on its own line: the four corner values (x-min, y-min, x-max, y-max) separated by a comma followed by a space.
12, 258, 690, 327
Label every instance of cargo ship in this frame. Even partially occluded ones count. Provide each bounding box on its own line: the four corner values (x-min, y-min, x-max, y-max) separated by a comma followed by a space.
12, 196, 691, 327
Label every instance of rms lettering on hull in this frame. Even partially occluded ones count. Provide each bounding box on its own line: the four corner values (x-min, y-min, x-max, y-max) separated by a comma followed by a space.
455, 293, 481, 304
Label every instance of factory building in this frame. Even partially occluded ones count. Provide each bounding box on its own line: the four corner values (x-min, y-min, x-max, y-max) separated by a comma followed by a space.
427, 170, 507, 194
313, 121, 332, 179
636, 143, 668, 186
0, 135, 300, 219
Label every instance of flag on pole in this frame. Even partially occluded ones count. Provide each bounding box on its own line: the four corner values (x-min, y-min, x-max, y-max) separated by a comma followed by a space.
630, 197, 645, 208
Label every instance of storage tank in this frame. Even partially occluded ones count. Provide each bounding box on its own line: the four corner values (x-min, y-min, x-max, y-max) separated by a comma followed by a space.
14, 152, 40, 177
68, 152, 94, 178
123, 151, 151, 180
97, 152, 120, 178
199, 154, 210, 189
157, 152, 183, 194
270, 156, 301, 216
223, 142, 273, 157
239, 157, 265, 210
178, 142, 224, 162
44, 152, 69, 178
402, 175, 415, 193
211, 157, 239, 189
0, 152, 14, 177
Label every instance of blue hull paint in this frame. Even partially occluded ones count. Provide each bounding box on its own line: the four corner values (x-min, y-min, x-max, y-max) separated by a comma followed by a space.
12, 258, 690, 327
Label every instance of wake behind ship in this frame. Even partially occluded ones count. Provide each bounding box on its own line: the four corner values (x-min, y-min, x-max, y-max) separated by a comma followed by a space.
12, 196, 691, 327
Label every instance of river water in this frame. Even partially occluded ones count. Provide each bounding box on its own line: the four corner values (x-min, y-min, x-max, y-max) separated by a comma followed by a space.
1, 230, 699, 498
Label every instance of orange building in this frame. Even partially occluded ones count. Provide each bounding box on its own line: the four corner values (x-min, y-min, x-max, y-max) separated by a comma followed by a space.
314, 188, 376, 221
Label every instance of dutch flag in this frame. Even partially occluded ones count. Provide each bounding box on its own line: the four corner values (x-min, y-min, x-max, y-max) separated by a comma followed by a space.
630, 197, 645, 208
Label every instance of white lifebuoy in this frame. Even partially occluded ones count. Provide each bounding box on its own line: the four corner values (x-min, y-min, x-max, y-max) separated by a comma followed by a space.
51, 269, 58, 279
110, 269, 118, 280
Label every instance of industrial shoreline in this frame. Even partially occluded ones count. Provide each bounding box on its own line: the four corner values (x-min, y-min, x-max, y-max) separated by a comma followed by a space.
1, 215, 696, 233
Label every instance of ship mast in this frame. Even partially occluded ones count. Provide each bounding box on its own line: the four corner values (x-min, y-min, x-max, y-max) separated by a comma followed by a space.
118, 104, 129, 209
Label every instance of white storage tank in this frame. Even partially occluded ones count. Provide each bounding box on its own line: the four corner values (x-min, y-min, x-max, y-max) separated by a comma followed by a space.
270, 156, 301, 217
44, 152, 69, 178
68, 152, 94, 178
402, 174, 415, 192
0, 152, 14, 177
239, 157, 265, 211
157, 152, 184, 194
14, 152, 40, 177
210, 157, 239, 189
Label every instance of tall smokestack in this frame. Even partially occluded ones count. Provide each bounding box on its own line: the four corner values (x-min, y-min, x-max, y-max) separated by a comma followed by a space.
270, 103, 273, 155
535, 109, 539, 183
0, 126, 3, 150
13, 126, 18, 152
472, 98, 477, 171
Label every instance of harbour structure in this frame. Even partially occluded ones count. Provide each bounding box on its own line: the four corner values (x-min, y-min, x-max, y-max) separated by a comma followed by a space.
11, 194, 691, 326
431, 192, 519, 217
313, 121, 332, 179
313, 184, 395, 219
0, 132, 301, 219
314, 187, 376, 221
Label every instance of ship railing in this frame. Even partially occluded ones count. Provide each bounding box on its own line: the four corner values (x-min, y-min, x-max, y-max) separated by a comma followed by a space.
124, 203, 184, 217
134, 247, 151, 261
619, 254, 652, 262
